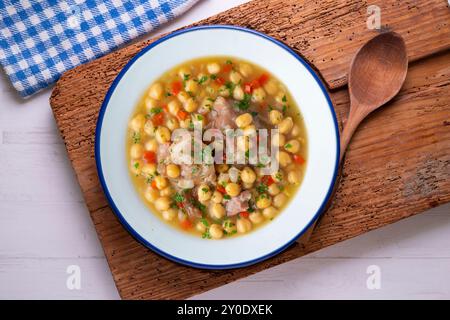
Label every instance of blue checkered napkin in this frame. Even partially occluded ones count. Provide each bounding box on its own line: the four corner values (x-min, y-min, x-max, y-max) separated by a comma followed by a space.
0, 0, 199, 98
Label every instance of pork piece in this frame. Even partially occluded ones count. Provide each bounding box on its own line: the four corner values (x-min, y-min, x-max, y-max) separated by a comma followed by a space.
168, 132, 216, 186
225, 190, 252, 216
207, 97, 237, 130
156, 143, 171, 175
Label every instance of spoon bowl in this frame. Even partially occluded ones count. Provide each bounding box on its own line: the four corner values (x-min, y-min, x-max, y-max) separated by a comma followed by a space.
341, 32, 408, 160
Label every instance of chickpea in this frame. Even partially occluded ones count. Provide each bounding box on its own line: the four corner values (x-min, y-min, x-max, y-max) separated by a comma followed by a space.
264, 79, 278, 95
129, 114, 145, 132
241, 167, 256, 184
243, 182, 254, 189
153, 176, 168, 190
271, 170, 284, 183
218, 173, 229, 186
273, 193, 288, 208
130, 144, 144, 159
196, 221, 207, 233
277, 151, 292, 167
142, 163, 157, 176
211, 191, 223, 204
149, 82, 163, 100
271, 133, 285, 147
166, 164, 180, 179
233, 86, 244, 101
178, 67, 190, 79
155, 196, 170, 211
144, 97, 158, 113
229, 70, 243, 84
219, 220, 233, 233
278, 117, 294, 134
216, 164, 229, 173
144, 187, 159, 203
155, 126, 171, 144
249, 211, 264, 224
144, 120, 156, 136
252, 87, 266, 103
218, 85, 231, 97
130, 160, 143, 175
236, 135, 249, 151
209, 224, 223, 239
288, 170, 301, 184
198, 184, 212, 202
184, 79, 199, 94
268, 183, 281, 196
275, 91, 287, 104
239, 63, 253, 77
262, 206, 277, 219
256, 195, 272, 209
291, 124, 301, 137
162, 208, 177, 221
166, 117, 179, 131
179, 118, 192, 129
197, 73, 210, 85
207, 62, 221, 74
243, 124, 256, 136
210, 203, 226, 219
237, 218, 252, 234
225, 183, 241, 197
167, 99, 181, 116
184, 98, 198, 113
145, 138, 157, 152
177, 91, 190, 104
269, 110, 283, 125
284, 139, 300, 154
235, 113, 253, 128
160, 186, 174, 197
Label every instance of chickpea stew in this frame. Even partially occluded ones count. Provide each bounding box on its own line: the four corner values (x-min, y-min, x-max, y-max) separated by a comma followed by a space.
127, 57, 307, 239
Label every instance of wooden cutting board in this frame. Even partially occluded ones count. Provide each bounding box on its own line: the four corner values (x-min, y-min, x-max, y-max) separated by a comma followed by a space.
49, 0, 450, 299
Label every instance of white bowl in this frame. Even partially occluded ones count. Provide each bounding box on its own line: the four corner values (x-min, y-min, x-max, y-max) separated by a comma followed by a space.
95, 26, 339, 269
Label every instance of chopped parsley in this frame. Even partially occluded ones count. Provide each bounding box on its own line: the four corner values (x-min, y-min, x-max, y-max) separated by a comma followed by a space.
133, 162, 140, 169
150, 107, 162, 114
235, 93, 252, 111
196, 114, 204, 121
225, 81, 235, 95
172, 192, 185, 204
165, 92, 172, 97
282, 95, 287, 102
202, 230, 212, 239
284, 143, 292, 149
226, 60, 233, 65
223, 194, 231, 200
251, 111, 258, 117
210, 74, 217, 80
132, 132, 141, 144
201, 187, 209, 193
183, 74, 190, 81
198, 75, 209, 85
200, 218, 209, 227
256, 183, 268, 194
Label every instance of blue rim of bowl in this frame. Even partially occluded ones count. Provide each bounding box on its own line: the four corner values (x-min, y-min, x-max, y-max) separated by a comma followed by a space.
95, 25, 340, 270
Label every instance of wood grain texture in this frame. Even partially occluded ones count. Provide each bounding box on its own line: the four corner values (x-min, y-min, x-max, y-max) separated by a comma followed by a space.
50, 0, 450, 92
49, 0, 450, 299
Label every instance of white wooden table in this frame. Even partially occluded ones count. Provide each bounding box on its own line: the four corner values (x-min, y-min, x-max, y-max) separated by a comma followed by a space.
0, 0, 449, 300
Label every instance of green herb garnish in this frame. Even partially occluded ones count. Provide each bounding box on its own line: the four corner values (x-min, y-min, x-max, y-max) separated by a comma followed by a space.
132, 132, 141, 144
198, 75, 209, 85
235, 93, 252, 111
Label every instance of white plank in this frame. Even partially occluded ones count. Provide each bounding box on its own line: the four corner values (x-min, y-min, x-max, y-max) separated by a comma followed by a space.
0, 258, 119, 300
193, 257, 450, 300
1, 0, 449, 300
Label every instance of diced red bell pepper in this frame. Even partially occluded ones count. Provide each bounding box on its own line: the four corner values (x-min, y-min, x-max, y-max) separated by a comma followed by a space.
180, 219, 192, 230
171, 81, 182, 95
258, 73, 270, 86
152, 112, 164, 126
144, 151, 157, 164
215, 77, 225, 86
239, 211, 249, 218
216, 185, 226, 194
222, 64, 232, 73
177, 110, 188, 120
293, 154, 306, 165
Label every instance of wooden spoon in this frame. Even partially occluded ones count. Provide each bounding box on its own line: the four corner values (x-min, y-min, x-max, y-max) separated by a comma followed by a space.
340, 31, 408, 161
298, 32, 408, 246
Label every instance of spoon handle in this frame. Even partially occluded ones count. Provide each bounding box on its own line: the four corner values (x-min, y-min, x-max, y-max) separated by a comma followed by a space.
340, 102, 367, 162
